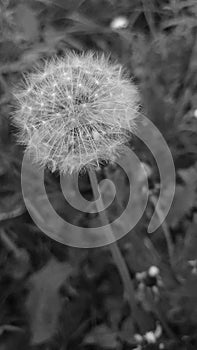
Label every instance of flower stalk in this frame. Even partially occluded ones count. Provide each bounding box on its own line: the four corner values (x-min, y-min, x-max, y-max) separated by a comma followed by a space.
88, 167, 143, 328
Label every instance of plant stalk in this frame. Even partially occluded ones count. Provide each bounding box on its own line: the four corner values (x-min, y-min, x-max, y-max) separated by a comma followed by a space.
88, 167, 142, 328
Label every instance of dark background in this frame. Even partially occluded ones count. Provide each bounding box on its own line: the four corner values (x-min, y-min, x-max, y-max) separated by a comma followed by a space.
0, 0, 197, 349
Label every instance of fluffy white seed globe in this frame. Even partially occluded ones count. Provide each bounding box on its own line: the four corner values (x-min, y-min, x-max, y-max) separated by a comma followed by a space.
12, 52, 139, 174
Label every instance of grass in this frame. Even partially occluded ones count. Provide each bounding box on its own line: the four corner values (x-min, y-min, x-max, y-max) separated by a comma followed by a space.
0, 0, 197, 349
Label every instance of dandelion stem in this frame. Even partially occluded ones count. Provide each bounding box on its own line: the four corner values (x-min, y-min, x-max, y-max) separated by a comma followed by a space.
88, 167, 142, 328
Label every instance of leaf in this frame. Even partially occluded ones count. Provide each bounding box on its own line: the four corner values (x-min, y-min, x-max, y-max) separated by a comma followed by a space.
124, 232, 157, 272
118, 316, 135, 344
26, 258, 73, 345
66, 12, 108, 34
150, 164, 197, 229
43, 26, 65, 48
104, 296, 123, 330
184, 214, 197, 260
0, 325, 23, 336
35, 0, 84, 11
166, 165, 197, 227
83, 324, 120, 349
6, 246, 31, 280
15, 4, 39, 41
177, 277, 197, 298
0, 41, 22, 63
103, 161, 148, 227
161, 17, 197, 30
172, 276, 197, 324
0, 192, 25, 222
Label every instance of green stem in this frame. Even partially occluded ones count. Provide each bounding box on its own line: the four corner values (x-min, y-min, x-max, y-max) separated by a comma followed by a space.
88, 167, 142, 328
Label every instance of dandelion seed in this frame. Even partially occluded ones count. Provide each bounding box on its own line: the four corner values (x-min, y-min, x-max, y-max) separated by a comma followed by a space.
11, 51, 139, 174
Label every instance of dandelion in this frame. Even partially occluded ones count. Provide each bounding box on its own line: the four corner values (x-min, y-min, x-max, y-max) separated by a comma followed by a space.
12, 51, 143, 331
11, 51, 139, 174
11, 52, 176, 339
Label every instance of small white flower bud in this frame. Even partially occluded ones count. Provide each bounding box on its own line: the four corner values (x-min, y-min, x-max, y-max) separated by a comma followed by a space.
135, 271, 147, 281
148, 266, 159, 277
134, 334, 143, 343
155, 323, 162, 338
110, 16, 129, 30
144, 331, 156, 343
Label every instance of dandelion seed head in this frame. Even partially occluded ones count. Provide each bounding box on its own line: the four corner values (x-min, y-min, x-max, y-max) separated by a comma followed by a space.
12, 52, 139, 174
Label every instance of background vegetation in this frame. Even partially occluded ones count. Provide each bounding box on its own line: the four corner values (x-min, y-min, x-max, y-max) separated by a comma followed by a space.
0, 0, 197, 349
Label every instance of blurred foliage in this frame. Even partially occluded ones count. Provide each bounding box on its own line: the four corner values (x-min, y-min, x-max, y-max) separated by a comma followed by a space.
0, 0, 197, 349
